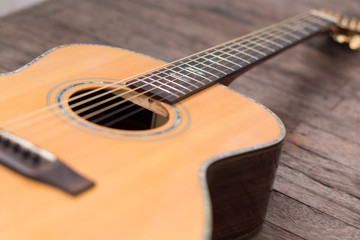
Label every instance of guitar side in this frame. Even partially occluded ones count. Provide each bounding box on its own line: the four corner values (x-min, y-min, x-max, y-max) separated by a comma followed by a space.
0, 45, 285, 240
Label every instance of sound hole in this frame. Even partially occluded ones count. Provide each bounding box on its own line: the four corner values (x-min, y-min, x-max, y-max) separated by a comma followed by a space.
68, 88, 169, 130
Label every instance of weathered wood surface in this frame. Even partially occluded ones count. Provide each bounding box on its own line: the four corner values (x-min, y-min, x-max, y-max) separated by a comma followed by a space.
0, 0, 359, 239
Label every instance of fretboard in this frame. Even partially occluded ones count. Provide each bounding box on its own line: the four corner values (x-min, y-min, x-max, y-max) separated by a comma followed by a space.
128, 10, 336, 103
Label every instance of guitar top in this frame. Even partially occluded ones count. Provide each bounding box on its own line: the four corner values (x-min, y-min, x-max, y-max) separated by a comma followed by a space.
0, 8, 358, 240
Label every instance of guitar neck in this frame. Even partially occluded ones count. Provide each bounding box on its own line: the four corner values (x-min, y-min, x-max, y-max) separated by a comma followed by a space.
128, 10, 336, 103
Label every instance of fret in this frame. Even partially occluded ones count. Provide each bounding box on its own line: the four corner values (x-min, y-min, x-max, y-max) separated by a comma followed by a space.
207, 53, 243, 68
127, 11, 336, 103
183, 61, 222, 78
196, 51, 239, 70
283, 18, 317, 36
213, 48, 252, 64
305, 14, 332, 28
197, 57, 234, 74
203, 57, 235, 71
287, 16, 324, 34
283, 20, 312, 35
225, 45, 260, 61
170, 66, 209, 85
241, 39, 276, 55
194, 57, 234, 74
257, 32, 292, 48
171, 64, 212, 84
237, 45, 263, 58
144, 75, 182, 96
135, 76, 180, 100
254, 35, 284, 49
153, 72, 192, 93
162, 68, 205, 88
273, 25, 302, 41
241, 44, 266, 56
173, 60, 217, 80
156, 73, 194, 91
250, 37, 278, 51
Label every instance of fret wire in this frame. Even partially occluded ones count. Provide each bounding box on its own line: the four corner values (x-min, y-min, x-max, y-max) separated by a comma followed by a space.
208, 53, 243, 68
172, 12, 320, 77
129, 13, 326, 102
282, 17, 315, 35
144, 79, 180, 97
129, 12, 332, 102
261, 31, 293, 44
145, 75, 186, 95
193, 58, 229, 74
185, 13, 328, 75
304, 14, 332, 27
2, 12, 336, 133
199, 56, 235, 71
258, 32, 297, 50
238, 43, 268, 57
172, 60, 218, 80
189, 51, 241, 71
229, 44, 261, 59
183, 63, 222, 78
269, 25, 303, 40
287, 19, 317, 32
248, 18, 313, 47
149, 74, 191, 93
254, 26, 300, 47
211, 48, 252, 64
274, 14, 322, 39
253, 35, 284, 48
176, 14, 326, 80
246, 39, 276, 53
166, 11, 325, 73
168, 65, 209, 84
198, 13, 314, 67
228, 14, 322, 53
164, 67, 206, 87
100, 13, 329, 108
170, 11, 308, 66
256, 31, 297, 50
284, 15, 327, 33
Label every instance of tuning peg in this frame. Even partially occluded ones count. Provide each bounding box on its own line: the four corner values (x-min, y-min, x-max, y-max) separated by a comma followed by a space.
349, 17, 357, 30
334, 12, 341, 21
349, 35, 360, 50
341, 16, 349, 27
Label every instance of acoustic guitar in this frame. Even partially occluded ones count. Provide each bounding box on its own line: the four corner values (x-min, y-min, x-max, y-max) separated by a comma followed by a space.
0, 9, 358, 240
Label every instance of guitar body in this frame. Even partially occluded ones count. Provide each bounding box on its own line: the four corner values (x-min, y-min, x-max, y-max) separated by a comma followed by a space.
0, 45, 284, 239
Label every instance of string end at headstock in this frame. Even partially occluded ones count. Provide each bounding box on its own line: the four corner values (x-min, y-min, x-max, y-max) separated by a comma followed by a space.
320, 9, 360, 50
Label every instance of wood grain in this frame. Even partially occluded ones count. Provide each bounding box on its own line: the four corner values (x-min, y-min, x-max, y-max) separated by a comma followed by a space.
0, 45, 283, 239
0, 0, 359, 239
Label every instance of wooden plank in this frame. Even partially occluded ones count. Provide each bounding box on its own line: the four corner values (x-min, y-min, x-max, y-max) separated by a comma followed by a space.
282, 141, 360, 199
274, 164, 360, 227
289, 123, 360, 170
265, 191, 360, 239
251, 221, 305, 240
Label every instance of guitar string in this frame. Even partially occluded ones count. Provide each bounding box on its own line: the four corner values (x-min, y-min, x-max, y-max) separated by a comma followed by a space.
1, 13, 330, 139
11, 14, 331, 141
5, 13, 324, 134
0, 11, 328, 133
0, 11, 323, 129
3, 13, 330, 141
69, 14, 326, 121
77, 14, 329, 127
70, 15, 321, 120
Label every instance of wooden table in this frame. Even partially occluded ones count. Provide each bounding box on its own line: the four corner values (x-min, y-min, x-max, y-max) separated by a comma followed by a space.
0, 0, 359, 239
